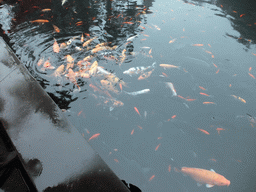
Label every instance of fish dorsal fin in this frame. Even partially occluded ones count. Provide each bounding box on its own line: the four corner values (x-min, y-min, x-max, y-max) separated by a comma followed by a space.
206, 184, 214, 188
197, 183, 202, 187
210, 169, 215, 172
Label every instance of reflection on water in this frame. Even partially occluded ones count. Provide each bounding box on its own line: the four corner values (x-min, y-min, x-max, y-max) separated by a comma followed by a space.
1, 0, 256, 191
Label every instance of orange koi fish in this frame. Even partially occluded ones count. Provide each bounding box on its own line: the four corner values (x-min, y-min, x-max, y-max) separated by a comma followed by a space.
41, 59, 55, 71
30, 19, 49, 23
198, 128, 210, 135
52, 25, 60, 33
200, 92, 210, 97
165, 82, 177, 96
83, 55, 94, 62
88, 133, 100, 141
149, 175, 155, 181
231, 95, 246, 103
169, 39, 176, 43
81, 33, 84, 42
155, 144, 161, 151
203, 102, 215, 104
66, 68, 80, 90
187, 98, 196, 101
199, 86, 206, 90
53, 39, 60, 53
216, 128, 225, 134
123, 22, 134, 24
100, 80, 119, 94
176, 167, 230, 188
37, 58, 44, 66
60, 42, 67, 49
168, 165, 171, 172
138, 69, 154, 80
89, 61, 98, 76
82, 36, 97, 47
91, 46, 107, 54
248, 73, 255, 79
192, 44, 203, 46
134, 107, 141, 116
52, 64, 65, 77
41, 8, 51, 12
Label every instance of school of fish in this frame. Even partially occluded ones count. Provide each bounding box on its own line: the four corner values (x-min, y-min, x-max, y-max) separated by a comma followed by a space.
31, 5, 250, 189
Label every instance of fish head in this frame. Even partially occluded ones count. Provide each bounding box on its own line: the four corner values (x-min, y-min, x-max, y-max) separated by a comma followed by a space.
215, 176, 230, 187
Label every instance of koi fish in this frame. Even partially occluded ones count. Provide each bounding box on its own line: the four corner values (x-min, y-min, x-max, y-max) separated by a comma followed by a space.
41, 59, 55, 71
53, 39, 60, 53
82, 36, 97, 47
41, 8, 51, 12
138, 69, 154, 80
119, 49, 126, 65
103, 72, 127, 87
97, 67, 111, 75
89, 61, 98, 76
62, 0, 68, 5
134, 107, 141, 115
60, 42, 67, 49
124, 89, 150, 96
88, 133, 100, 141
81, 33, 84, 42
176, 167, 230, 188
66, 36, 79, 45
30, 19, 49, 23
83, 55, 94, 62
95, 42, 109, 48
51, 64, 65, 77
165, 82, 177, 96
231, 95, 246, 103
216, 128, 225, 134
123, 62, 156, 76
159, 64, 180, 69
91, 46, 108, 54
66, 68, 80, 90
127, 35, 138, 41
198, 128, 210, 135
37, 58, 44, 66
100, 80, 119, 94
52, 25, 60, 33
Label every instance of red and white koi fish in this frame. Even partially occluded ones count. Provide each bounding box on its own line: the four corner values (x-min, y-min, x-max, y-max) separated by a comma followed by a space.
165, 82, 177, 96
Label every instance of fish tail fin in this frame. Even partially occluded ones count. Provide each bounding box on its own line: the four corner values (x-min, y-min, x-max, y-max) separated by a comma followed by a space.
152, 62, 156, 68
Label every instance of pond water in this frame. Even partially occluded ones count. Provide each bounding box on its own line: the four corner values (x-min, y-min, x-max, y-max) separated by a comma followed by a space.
1, 0, 256, 191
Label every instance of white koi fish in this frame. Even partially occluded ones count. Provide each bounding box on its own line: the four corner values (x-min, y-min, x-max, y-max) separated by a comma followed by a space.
97, 67, 112, 75
124, 89, 150, 96
127, 35, 138, 42
165, 82, 177, 96
62, 0, 67, 5
123, 62, 156, 76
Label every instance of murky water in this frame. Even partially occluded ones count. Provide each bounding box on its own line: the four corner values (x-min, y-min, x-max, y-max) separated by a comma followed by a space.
1, 0, 256, 191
